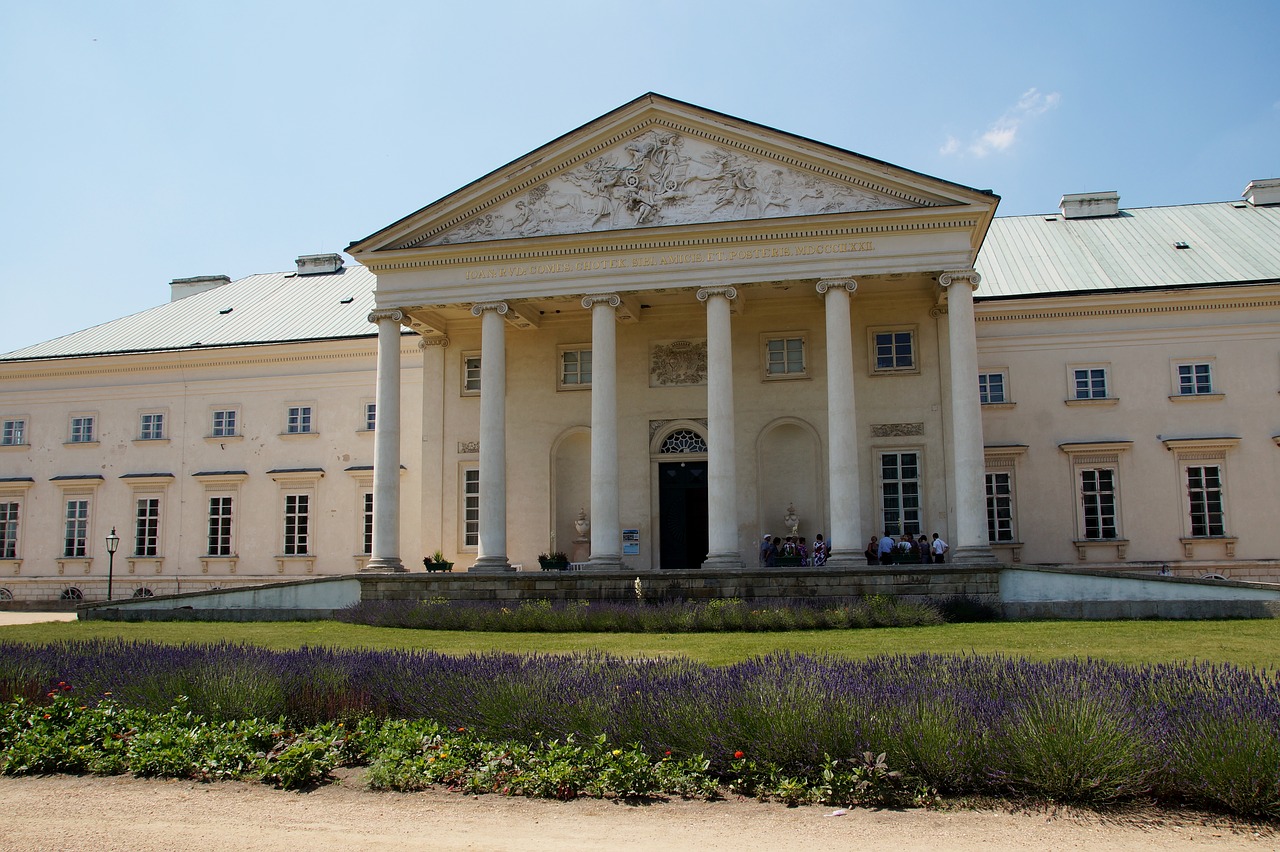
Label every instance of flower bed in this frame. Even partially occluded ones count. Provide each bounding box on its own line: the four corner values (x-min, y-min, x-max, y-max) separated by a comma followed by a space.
1, 642, 1277, 818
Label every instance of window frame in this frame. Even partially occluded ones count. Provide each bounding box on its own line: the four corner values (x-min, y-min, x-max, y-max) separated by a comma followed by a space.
868, 326, 919, 375
210, 407, 240, 439
877, 448, 924, 538
1, 417, 28, 447
1162, 437, 1239, 557
558, 345, 593, 391
284, 404, 315, 435
461, 352, 482, 397
0, 497, 22, 560
761, 333, 809, 381
1059, 442, 1132, 558
137, 410, 167, 441
363, 401, 377, 432
460, 464, 480, 551
68, 413, 97, 445
1067, 364, 1113, 403
978, 370, 1009, 405
1170, 359, 1222, 400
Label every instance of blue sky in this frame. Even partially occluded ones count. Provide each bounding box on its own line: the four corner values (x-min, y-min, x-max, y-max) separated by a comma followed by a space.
1, 0, 1276, 353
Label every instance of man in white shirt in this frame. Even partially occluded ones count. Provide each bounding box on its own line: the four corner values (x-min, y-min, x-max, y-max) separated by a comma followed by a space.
931, 533, 949, 564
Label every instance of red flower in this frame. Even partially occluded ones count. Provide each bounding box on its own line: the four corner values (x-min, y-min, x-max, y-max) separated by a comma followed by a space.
733, 750, 745, 759
457, 727, 466, 733
62, 684, 72, 691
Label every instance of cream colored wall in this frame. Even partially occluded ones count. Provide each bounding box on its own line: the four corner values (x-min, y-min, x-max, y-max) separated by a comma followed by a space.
976, 285, 1280, 567
0, 337, 424, 600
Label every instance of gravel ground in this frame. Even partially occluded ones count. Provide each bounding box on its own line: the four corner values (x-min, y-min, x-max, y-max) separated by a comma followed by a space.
0, 771, 1274, 851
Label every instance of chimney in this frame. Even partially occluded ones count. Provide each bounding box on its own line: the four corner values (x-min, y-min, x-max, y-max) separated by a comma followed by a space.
1059, 191, 1120, 219
295, 253, 345, 275
1243, 179, 1280, 207
170, 274, 231, 302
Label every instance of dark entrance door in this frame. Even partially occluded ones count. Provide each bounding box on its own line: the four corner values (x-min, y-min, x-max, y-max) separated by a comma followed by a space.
658, 461, 709, 570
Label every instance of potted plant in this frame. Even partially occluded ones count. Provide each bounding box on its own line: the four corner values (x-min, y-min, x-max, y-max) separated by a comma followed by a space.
537, 551, 570, 571
422, 550, 453, 572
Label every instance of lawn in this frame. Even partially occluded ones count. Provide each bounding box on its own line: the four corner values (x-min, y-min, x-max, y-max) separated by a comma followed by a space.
2, 617, 1277, 668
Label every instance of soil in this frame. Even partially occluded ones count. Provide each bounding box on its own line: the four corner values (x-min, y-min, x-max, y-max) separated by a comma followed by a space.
0, 770, 1273, 851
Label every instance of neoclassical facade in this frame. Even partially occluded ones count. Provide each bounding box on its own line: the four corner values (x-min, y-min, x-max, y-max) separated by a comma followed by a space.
1, 95, 1277, 603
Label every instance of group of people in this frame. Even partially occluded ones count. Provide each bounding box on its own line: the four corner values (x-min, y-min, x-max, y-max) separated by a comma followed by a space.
758, 533, 829, 567
866, 532, 949, 565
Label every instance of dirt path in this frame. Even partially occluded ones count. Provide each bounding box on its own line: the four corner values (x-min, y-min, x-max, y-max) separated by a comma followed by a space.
0, 771, 1272, 851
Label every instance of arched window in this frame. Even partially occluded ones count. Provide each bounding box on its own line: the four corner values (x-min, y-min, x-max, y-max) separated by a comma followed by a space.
132, 587, 155, 598
59, 587, 83, 601
0, 588, 13, 602
659, 429, 708, 455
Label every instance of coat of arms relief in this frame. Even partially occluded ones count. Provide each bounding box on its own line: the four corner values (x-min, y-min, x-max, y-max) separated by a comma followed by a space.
421, 130, 914, 247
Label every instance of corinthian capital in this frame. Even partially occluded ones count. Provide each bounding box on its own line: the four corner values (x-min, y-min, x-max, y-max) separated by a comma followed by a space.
470, 301, 509, 317
367, 309, 405, 325
939, 270, 982, 291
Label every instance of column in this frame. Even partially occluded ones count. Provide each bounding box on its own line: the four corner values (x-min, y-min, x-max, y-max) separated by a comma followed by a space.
583, 294, 621, 570
696, 286, 743, 570
363, 309, 405, 572
939, 271, 997, 564
470, 301, 513, 572
816, 278, 862, 568
420, 336, 449, 563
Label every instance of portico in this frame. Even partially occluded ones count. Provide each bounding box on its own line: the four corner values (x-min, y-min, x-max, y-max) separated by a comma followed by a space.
347, 94, 999, 573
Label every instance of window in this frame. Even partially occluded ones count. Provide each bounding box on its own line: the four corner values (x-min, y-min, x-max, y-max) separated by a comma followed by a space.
978, 372, 1007, 404
212, 409, 238, 437
362, 492, 374, 555
560, 348, 592, 388
462, 354, 482, 395
985, 472, 1014, 543
207, 496, 233, 556
283, 494, 310, 555
1177, 363, 1213, 396
1, 419, 26, 446
1186, 465, 1225, 537
364, 402, 377, 431
139, 412, 165, 440
1079, 469, 1118, 540
462, 467, 480, 548
0, 502, 18, 558
63, 499, 89, 557
879, 451, 921, 537
134, 497, 160, 557
1072, 367, 1108, 400
70, 415, 95, 443
286, 406, 313, 434
872, 329, 915, 373
764, 336, 806, 378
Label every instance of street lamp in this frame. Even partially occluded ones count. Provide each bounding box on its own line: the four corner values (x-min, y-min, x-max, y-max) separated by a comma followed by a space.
105, 526, 120, 601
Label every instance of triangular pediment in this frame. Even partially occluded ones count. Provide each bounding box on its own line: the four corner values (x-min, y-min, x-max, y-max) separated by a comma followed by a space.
350, 94, 996, 256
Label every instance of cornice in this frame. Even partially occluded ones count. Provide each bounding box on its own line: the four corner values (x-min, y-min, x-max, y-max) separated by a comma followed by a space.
976, 293, 1280, 324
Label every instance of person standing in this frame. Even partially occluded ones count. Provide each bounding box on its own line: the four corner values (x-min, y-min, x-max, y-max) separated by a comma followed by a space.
877, 532, 895, 564
931, 533, 949, 564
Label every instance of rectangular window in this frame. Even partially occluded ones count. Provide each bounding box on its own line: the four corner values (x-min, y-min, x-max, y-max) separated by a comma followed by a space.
873, 330, 915, 372
1, 419, 26, 446
63, 499, 89, 557
207, 496, 233, 556
560, 349, 593, 387
212, 409, 238, 437
364, 403, 377, 431
286, 406, 313, 434
362, 492, 374, 555
139, 413, 165, 440
1080, 468, 1118, 539
880, 452, 921, 537
985, 472, 1014, 543
0, 501, 18, 559
463, 355, 482, 395
70, 416, 95, 443
1187, 465, 1225, 536
284, 494, 310, 555
134, 498, 160, 557
1072, 368, 1108, 400
463, 468, 480, 547
1177, 363, 1213, 396
764, 337, 806, 377
979, 372, 1007, 404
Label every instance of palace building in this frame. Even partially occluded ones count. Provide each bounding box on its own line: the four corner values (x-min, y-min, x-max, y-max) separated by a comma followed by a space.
2, 94, 1278, 603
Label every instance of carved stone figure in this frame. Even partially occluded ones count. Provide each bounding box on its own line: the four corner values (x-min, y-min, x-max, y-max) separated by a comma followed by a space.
783, 503, 799, 537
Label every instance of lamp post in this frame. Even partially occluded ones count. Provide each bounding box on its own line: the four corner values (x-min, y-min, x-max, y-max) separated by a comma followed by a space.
105, 526, 120, 602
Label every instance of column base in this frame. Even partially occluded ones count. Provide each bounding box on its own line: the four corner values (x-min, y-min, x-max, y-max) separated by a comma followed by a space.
946, 546, 1001, 566
359, 557, 405, 573
469, 556, 514, 573
823, 550, 863, 569
587, 554, 622, 571
700, 553, 744, 570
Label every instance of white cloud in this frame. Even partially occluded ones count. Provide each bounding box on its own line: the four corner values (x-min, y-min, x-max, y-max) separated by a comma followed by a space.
941, 88, 1061, 157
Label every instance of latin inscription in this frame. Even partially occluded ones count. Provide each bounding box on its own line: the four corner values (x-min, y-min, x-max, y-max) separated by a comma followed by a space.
463, 240, 875, 281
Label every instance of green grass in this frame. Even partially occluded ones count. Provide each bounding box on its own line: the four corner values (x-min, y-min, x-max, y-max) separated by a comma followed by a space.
2, 617, 1278, 668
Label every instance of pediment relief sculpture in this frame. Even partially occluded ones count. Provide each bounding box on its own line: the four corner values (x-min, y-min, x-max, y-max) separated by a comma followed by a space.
410, 130, 918, 248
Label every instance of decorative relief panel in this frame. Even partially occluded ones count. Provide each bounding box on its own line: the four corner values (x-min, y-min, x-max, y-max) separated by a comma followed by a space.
457, 441, 479, 455
650, 339, 708, 387
413, 130, 915, 247
871, 423, 924, 438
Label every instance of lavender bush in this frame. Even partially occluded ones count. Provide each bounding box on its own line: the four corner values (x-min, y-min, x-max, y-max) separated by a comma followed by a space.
1, 641, 1277, 817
